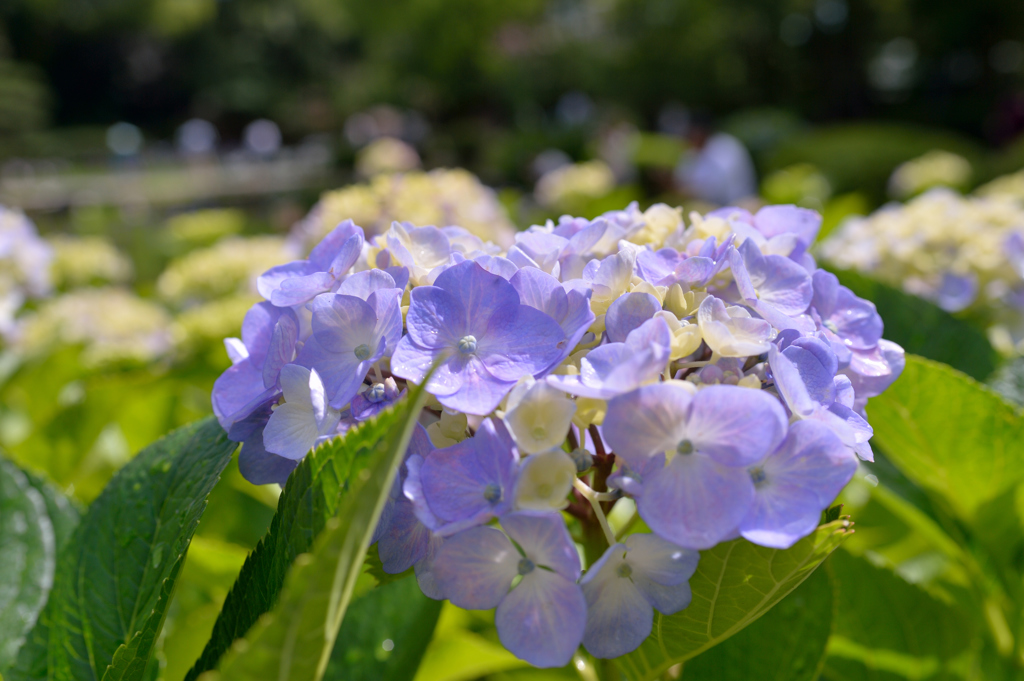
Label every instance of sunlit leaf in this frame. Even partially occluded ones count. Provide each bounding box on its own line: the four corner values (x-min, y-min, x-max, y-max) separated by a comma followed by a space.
189, 382, 428, 680
822, 550, 981, 681
681, 565, 834, 681
868, 356, 1024, 520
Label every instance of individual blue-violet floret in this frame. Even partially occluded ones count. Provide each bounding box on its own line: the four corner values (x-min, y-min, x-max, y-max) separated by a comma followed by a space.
581, 534, 699, 658
296, 270, 403, 409
738, 420, 857, 548
212, 302, 299, 436
391, 260, 566, 414
405, 417, 519, 536
602, 383, 788, 549
431, 511, 586, 668
257, 220, 364, 306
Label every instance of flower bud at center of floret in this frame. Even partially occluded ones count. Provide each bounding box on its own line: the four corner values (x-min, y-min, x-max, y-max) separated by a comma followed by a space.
531, 426, 547, 440
824, 320, 839, 333
518, 558, 536, 576
457, 335, 478, 354
616, 562, 633, 579
483, 482, 502, 504
367, 383, 386, 403
749, 466, 767, 487
677, 439, 695, 455
354, 343, 372, 360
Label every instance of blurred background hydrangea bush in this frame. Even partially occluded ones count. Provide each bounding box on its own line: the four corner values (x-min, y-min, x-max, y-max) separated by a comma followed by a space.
2, 0, 1024, 679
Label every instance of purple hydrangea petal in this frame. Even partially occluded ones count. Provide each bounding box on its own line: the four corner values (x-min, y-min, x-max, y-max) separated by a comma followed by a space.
377, 496, 432, 574
769, 336, 840, 417
624, 532, 700, 587
495, 568, 587, 668
212, 359, 277, 431
739, 420, 856, 548
686, 385, 788, 467
238, 434, 298, 486
474, 255, 519, 280
638, 453, 755, 550
405, 285, 467, 350
580, 545, 653, 659
935, 272, 977, 312
605, 292, 661, 343
391, 337, 460, 397
270, 271, 337, 307
310, 294, 381, 353
603, 383, 693, 468
308, 219, 364, 270
842, 339, 905, 401
501, 510, 581, 581
753, 205, 822, 247
241, 301, 285, 361
257, 260, 317, 301
433, 260, 521, 329
337, 269, 397, 300
508, 233, 569, 273
431, 525, 519, 610
261, 310, 299, 389
509, 267, 569, 323
479, 305, 566, 380
414, 533, 446, 600
436, 357, 518, 415
420, 419, 517, 526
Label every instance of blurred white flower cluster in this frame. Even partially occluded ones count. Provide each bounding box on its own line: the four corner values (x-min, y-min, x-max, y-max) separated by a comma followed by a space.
13, 287, 173, 368
48, 235, 133, 289
820, 187, 1024, 354
888, 150, 973, 199
292, 168, 516, 251
534, 160, 616, 210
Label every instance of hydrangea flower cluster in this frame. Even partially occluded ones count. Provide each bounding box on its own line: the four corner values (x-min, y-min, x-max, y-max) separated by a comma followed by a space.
0, 205, 53, 336
820, 188, 1024, 355
291, 168, 516, 252
213, 201, 903, 666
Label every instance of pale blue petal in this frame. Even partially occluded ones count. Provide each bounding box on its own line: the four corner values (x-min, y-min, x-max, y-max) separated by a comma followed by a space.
480, 305, 566, 380
685, 385, 787, 467
310, 293, 378, 353
605, 292, 661, 342
496, 569, 586, 668
377, 497, 431, 574
238, 436, 298, 486
433, 260, 520, 330
431, 525, 518, 610
603, 384, 692, 468
638, 453, 755, 550
270, 271, 336, 307
257, 260, 316, 301
337, 268, 397, 300
406, 285, 467, 349
308, 219, 363, 269
580, 545, 652, 659
500, 511, 580, 580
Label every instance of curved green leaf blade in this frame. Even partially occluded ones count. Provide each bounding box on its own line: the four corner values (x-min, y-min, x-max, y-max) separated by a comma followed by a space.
828, 268, 997, 381
868, 355, 1024, 521
20, 468, 80, 552
207, 384, 428, 680
822, 550, 980, 680
324, 575, 443, 681
0, 458, 56, 670
617, 519, 853, 681
7, 417, 237, 681
205, 384, 427, 680
681, 564, 834, 681
186, 385, 427, 680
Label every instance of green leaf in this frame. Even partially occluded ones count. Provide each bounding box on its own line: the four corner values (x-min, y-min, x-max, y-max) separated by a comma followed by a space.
827, 268, 998, 381
868, 355, 1024, 520
0, 458, 56, 670
190, 383, 428, 680
20, 468, 80, 552
821, 550, 980, 681
7, 417, 237, 681
323, 575, 443, 681
680, 564, 834, 681
616, 519, 853, 681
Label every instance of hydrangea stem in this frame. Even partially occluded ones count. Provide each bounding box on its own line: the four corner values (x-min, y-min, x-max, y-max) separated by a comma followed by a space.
573, 478, 616, 547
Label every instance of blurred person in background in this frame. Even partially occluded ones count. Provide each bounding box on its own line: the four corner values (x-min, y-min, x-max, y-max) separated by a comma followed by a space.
674, 112, 757, 206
